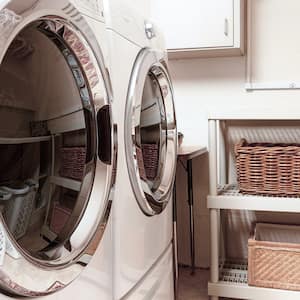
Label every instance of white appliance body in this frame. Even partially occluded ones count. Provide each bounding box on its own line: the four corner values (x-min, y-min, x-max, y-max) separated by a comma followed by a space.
104, 1, 177, 299
0, 0, 115, 299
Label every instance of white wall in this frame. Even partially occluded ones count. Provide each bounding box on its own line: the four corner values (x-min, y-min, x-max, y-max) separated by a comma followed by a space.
169, 0, 300, 147
130, 0, 150, 18
169, 56, 300, 147
171, 55, 300, 267
167, 0, 300, 267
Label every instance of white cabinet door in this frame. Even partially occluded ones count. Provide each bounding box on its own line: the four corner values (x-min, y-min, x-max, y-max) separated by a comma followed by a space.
151, 0, 235, 50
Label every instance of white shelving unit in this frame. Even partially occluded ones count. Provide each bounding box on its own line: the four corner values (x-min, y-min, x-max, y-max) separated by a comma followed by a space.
207, 116, 300, 300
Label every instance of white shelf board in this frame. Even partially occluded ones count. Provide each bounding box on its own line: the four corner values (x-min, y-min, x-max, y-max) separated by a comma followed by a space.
209, 260, 300, 299
208, 281, 300, 299
50, 176, 81, 192
208, 112, 300, 121
207, 184, 300, 213
0, 136, 51, 144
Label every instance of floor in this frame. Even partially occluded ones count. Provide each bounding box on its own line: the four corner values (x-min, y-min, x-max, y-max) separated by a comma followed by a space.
177, 266, 210, 300
177, 267, 238, 300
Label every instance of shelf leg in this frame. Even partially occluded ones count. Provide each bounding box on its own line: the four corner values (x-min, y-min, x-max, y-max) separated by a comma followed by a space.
209, 119, 219, 300
209, 120, 218, 196
187, 158, 195, 275
210, 209, 219, 283
217, 120, 227, 185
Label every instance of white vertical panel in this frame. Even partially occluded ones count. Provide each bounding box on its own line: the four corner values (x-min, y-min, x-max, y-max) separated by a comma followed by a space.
248, 0, 300, 86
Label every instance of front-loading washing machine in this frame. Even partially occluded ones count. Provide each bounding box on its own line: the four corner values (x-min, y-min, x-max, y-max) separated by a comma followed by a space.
103, 1, 177, 299
0, 0, 115, 298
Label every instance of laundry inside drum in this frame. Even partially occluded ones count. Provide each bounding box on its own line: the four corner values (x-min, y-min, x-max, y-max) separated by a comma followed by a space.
0, 19, 97, 261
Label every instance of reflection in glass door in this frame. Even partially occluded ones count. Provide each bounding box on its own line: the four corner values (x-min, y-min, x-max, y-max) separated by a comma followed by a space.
126, 50, 177, 216
0, 18, 107, 262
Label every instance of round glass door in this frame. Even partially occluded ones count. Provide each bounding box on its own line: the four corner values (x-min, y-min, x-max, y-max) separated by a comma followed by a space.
125, 49, 177, 216
0, 6, 114, 296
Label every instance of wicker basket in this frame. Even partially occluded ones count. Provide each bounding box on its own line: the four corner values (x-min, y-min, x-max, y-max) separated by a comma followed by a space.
60, 147, 86, 180
248, 223, 300, 291
136, 146, 147, 181
142, 144, 159, 181
50, 202, 72, 235
136, 144, 159, 181
235, 139, 300, 196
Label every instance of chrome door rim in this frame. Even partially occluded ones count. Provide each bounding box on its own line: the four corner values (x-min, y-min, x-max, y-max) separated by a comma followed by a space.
0, 2, 115, 296
125, 49, 177, 216
4, 16, 113, 268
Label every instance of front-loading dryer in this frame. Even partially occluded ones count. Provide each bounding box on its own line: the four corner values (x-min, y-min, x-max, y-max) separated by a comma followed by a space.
0, 1, 115, 298
103, 1, 177, 299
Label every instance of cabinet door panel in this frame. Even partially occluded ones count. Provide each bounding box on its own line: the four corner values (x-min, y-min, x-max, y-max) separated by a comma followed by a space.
152, 0, 234, 50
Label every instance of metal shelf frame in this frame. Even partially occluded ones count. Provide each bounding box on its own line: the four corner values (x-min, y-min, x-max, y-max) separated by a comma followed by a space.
207, 118, 300, 300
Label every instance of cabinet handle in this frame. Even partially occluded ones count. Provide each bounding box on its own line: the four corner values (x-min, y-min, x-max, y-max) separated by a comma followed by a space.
224, 18, 229, 36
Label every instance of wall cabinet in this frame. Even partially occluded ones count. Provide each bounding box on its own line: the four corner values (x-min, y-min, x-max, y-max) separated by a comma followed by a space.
151, 0, 245, 59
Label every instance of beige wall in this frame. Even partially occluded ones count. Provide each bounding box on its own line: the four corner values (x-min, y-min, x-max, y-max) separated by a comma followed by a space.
168, 0, 300, 267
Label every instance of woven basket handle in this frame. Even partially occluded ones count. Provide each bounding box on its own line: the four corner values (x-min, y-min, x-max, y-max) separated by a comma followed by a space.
235, 138, 247, 156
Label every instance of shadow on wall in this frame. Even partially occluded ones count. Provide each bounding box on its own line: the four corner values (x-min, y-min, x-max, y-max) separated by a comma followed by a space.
176, 152, 210, 268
